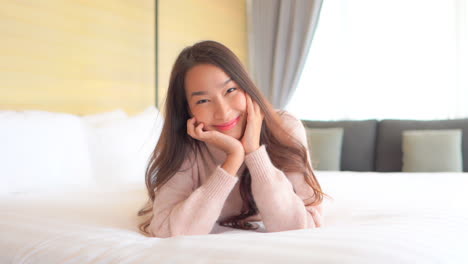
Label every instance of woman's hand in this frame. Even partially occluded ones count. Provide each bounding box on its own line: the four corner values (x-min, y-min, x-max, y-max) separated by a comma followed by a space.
187, 117, 245, 176
241, 93, 264, 154
187, 117, 244, 156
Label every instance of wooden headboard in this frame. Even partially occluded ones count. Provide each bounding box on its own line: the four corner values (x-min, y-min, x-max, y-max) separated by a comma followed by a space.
0, 1, 156, 115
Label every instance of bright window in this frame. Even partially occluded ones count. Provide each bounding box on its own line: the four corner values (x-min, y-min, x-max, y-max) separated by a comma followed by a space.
286, 0, 468, 120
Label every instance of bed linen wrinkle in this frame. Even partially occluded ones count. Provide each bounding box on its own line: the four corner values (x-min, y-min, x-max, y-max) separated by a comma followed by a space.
1, 173, 468, 263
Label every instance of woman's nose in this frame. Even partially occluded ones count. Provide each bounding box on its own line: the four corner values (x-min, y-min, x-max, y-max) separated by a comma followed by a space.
214, 100, 231, 120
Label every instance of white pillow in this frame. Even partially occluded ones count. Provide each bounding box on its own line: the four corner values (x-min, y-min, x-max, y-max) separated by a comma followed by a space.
82, 109, 128, 126
402, 129, 463, 172
86, 106, 164, 186
0, 110, 95, 194
306, 128, 344, 171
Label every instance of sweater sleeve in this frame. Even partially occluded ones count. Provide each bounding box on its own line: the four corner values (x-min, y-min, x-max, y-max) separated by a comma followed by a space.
244, 113, 323, 232
148, 157, 239, 238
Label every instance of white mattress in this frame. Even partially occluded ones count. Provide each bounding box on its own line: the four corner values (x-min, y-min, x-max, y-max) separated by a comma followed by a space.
1, 171, 468, 263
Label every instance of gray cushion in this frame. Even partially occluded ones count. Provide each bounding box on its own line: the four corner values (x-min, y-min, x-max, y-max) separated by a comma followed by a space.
376, 119, 468, 172
305, 128, 344, 171
402, 129, 463, 172
301, 120, 378, 171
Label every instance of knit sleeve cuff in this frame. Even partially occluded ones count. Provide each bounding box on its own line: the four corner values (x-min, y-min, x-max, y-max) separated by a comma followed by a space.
244, 145, 276, 185
200, 165, 239, 201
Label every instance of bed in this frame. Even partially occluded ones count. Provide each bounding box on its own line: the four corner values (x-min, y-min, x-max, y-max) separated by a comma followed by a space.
1, 108, 468, 263
1, 172, 468, 263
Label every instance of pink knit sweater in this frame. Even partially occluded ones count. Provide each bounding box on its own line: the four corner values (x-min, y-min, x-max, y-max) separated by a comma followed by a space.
148, 112, 323, 238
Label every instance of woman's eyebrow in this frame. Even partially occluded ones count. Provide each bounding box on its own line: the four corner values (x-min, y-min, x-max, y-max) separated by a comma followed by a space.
191, 91, 207, 97
191, 79, 232, 97
220, 78, 232, 87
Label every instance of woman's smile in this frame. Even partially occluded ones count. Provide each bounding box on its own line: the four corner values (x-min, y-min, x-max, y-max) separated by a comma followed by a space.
213, 115, 241, 131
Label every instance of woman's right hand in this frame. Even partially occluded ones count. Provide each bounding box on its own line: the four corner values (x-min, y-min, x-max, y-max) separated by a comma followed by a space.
187, 117, 245, 176
187, 117, 244, 157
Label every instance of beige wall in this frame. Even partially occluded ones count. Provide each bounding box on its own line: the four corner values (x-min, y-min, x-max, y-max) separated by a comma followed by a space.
158, 0, 248, 107
0, 1, 155, 115
0, 0, 248, 114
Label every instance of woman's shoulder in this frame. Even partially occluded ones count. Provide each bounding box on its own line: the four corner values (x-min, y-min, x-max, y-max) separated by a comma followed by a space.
274, 110, 308, 145
275, 110, 304, 130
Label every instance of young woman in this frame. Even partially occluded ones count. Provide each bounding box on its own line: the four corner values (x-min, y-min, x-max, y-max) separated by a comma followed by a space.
138, 40, 325, 238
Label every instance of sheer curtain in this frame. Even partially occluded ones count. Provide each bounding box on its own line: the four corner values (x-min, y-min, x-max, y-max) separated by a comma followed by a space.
286, 0, 468, 120
247, 0, 323, 109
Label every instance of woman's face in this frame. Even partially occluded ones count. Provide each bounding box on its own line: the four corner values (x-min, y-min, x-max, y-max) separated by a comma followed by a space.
185, 64, 247, 140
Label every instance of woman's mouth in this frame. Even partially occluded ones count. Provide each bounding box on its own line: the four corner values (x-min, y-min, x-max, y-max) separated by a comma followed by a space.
214, 115, 241, 131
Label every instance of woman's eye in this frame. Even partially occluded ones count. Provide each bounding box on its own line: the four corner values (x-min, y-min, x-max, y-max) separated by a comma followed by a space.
226, 87, 237, 93
196, 99, 208, 105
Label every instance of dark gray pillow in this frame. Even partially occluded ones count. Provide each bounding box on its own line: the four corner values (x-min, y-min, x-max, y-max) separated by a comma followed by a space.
301, 120, 378, 171
376, 119, 468, 172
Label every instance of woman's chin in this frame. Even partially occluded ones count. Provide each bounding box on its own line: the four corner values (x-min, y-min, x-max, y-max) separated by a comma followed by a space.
218, 128, 243, 140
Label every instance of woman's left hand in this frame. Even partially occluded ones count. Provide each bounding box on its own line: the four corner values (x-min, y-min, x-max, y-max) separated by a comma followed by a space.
241, 93, 264, 154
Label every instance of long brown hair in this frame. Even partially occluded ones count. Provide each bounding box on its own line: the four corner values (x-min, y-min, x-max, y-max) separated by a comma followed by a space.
138, 40, 325, 235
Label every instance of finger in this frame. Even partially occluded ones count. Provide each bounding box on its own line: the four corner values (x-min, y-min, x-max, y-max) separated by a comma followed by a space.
253, 99, 261, 116
187, 118, 196, 137
245, 93, 251, 115
195, 122, 205, 138
257, 104, 265, 120
308, 207, 322, 228
250, 97, 263, 121
246, 94, 255, 119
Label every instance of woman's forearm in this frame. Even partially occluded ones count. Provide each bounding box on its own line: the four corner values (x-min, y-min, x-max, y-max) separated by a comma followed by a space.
221, 152, 244, 176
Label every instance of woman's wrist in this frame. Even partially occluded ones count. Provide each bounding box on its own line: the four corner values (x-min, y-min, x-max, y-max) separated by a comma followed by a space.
245, 144, 260, 154
221, 152, 244, 176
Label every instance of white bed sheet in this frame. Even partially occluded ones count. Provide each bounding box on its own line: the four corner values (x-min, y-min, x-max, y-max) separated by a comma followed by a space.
1, 171, 468, 264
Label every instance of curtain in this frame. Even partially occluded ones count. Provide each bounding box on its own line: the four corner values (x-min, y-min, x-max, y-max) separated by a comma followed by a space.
247, 0, 323, 109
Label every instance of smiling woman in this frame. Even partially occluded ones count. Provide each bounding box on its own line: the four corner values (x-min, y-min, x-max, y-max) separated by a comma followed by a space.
185, 64, 247, 140
137, 40, 326, 238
